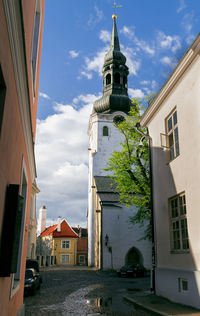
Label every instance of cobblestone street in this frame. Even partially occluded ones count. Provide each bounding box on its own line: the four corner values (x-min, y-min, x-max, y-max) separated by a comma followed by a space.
24, 266, 154, 316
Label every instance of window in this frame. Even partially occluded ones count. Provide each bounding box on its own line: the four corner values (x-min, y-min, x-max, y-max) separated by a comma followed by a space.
62, 240, 70, 249
31, 0, 41, 92
113, 115, 125, 125
103, 126, 109, 136
79, 255, 85, 264
169, 193, 189, 252
106, 74, 111, 85
166, 110, 180, 160
0, 64, 6, 136
179, 278, 188, 292
61, 254, 70, 263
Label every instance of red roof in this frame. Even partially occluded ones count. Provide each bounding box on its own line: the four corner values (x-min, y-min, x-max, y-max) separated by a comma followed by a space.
53, 220, 78, 238
40, 224, 57, 237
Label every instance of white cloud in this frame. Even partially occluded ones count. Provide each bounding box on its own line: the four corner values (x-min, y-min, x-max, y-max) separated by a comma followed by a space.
78, 71, 93, 80
121, 25, 155, 56
99, 30, 111, 43
120, 26, 135, 39
160, 56, 177, 69
177, 0, 186, 13
181, 12, 195, 44
121, 46, 141, 76
69, 50, 79, 58
35, 93, 100, 227
84, 47, 108, 76
140, 80, 150, 85
87, 5, 103, 28
129, 88, 145, 99
157, 31, 181, 53
39, 92, 51, 100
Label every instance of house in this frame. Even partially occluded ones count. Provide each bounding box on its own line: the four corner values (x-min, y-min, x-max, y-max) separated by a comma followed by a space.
39, 216, 79, 265
73, 227, 88, 265
140, 33, 200, 308
87, 15, 152, 270
0, 1, 44, 315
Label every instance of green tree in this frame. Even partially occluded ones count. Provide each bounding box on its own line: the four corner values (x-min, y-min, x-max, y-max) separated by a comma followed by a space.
105, 98, 151, 240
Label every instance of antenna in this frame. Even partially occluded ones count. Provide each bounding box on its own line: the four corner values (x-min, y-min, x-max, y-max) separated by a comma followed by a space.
113, 0, 122, 16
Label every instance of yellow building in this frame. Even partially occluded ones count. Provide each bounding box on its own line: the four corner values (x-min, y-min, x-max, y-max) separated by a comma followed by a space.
40, 218, 78, 265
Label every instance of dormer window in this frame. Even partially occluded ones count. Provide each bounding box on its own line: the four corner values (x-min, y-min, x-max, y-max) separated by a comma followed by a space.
106, 74, 111, 85
114, 72, 120, 84
103, 126, 109, 136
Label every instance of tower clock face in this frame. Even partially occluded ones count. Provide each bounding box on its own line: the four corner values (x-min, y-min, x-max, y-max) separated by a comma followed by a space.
113, 115, 125, 125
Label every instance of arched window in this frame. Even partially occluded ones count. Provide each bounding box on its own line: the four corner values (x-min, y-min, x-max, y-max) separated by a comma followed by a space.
103, 126, 109, 136
106, 74, 111, 85
123, 76, 127, 88
114, 72, 120, 84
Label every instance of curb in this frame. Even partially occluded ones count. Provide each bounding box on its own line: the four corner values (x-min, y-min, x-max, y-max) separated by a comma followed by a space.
124, 296, 170, 316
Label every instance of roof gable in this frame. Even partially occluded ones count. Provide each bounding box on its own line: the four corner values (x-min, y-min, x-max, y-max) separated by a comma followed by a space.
40, 224, 57, 237
53, 219, 78, 238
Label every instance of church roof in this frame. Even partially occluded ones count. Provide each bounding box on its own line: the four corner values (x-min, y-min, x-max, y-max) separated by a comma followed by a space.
94, 176, 119, 203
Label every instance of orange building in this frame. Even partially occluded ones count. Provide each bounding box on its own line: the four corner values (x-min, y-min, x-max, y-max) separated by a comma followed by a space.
0, 1, 44, 315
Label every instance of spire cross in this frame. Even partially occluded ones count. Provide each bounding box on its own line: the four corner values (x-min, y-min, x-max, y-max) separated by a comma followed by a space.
113, 1, 122, 16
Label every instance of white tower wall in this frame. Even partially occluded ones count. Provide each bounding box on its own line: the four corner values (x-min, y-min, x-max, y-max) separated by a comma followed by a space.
37, 205, 47, 235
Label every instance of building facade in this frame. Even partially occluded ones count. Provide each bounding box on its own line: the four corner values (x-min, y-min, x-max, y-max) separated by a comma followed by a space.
0, 1, 44, 315
40, 218, 79, 265
88, 15, 151, 270
141, 34, 200, 309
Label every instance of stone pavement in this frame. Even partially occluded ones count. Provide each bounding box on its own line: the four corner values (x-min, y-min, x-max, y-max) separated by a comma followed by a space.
125, 290, 200, 316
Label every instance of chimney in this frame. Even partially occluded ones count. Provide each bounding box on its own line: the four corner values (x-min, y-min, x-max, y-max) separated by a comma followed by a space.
38, 205, 47, 235
57, 216, 61, 232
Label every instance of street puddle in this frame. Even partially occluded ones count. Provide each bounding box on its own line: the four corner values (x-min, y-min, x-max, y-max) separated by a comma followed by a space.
86, 295, 136, 313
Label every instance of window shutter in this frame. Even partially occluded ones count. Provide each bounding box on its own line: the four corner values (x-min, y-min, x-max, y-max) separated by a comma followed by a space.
0, 185, 23, 276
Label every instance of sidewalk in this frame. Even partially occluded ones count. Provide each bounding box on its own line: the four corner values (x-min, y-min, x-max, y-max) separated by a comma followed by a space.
124, 290, 200, 316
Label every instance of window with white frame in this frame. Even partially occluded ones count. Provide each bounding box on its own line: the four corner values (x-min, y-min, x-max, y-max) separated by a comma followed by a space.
61, 240, 70, 249
61, 254, 70, 263
79, 255, 85, 264
169, 193, 189, 252
166, 110, 180, 160
178, 278, 188, 292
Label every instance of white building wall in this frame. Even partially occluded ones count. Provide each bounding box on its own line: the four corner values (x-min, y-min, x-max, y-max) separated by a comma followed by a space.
102, 205, 152, 270
88, 110, 151, 269
142, 51, 200, 308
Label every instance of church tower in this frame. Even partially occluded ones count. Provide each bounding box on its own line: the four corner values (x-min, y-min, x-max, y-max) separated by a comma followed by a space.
88, 15, 151, 269
88, 15, 131, 266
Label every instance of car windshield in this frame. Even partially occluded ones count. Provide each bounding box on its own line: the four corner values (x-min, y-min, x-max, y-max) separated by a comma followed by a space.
25, 270, 33, 279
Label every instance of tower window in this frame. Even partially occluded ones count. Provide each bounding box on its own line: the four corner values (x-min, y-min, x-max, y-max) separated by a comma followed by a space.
114, 72, 120, 84
106, 74, 111, 85
103, 126, 109, 136
123, 76, 127, 88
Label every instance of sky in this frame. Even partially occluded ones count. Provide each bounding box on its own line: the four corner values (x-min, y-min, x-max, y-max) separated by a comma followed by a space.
36, 0, 200, 228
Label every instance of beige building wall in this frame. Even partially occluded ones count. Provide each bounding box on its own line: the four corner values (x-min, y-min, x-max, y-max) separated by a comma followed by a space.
141, 35, 200, 308
53, 238, 77, 265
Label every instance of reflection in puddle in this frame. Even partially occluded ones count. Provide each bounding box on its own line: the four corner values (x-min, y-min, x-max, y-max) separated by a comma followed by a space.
86, 296, 135, 312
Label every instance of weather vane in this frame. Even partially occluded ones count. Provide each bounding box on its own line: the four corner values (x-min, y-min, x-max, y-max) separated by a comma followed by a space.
113, 0, 122, 19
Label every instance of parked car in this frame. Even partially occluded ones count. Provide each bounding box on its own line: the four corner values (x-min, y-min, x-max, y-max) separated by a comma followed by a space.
117, 264, 146, 278
26, 259, 42, 283
24, 268, 41, 295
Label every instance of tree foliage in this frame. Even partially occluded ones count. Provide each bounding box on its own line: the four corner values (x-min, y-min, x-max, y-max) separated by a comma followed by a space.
105, 98, 151, 240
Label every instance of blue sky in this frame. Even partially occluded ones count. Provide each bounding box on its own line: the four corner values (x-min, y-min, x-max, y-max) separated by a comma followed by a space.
36, 0, 200, 228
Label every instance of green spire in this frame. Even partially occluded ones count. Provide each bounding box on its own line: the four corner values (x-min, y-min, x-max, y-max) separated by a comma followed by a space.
110, 15, 120, 51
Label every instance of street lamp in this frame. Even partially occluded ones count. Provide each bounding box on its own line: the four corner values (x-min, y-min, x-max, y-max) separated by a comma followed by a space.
134, 123, 156, 293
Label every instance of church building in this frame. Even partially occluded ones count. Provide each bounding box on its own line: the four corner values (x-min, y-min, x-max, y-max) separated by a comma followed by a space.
88, 15, 151, 270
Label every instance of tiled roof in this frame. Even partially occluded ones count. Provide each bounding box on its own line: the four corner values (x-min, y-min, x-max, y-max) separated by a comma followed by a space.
40, 224, 57, 237
94, 176, 119, 202
53, 220, 78, 238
